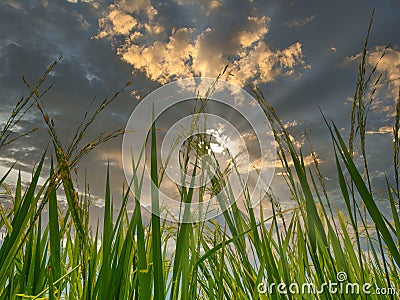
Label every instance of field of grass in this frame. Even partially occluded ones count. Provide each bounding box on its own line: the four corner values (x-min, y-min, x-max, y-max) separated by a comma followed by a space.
0, 16, 399, 299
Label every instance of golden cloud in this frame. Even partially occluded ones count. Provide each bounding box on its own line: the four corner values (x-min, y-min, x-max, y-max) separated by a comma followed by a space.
96, 0, 306, 86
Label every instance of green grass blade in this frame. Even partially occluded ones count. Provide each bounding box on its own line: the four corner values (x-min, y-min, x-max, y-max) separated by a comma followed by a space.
329, 120, 400, 267
150, 107, 164, 300
48, 159, 61, 298
0, 159, 48, 294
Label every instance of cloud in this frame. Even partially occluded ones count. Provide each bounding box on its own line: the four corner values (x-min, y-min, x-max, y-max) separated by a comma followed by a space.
118, 27, 194, 83
368, 46, 400, 99
230, 41, 304, 85
346, 46, 400, 102
283, 15, 316, 29
366, 126, 393, 135
251, 152, 321, 173
96, 0, 306, 86
116, 0, 158, 19
2, 0, 24, 9
96, 5, 138, 37
173, 0, 222, 13
283, 120, 299, 129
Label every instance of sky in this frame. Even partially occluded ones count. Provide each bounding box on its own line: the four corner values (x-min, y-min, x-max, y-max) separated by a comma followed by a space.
0, 0, 400, 220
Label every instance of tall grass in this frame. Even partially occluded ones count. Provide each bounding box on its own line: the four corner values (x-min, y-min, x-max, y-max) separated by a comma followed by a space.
0, 15, 399, 299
